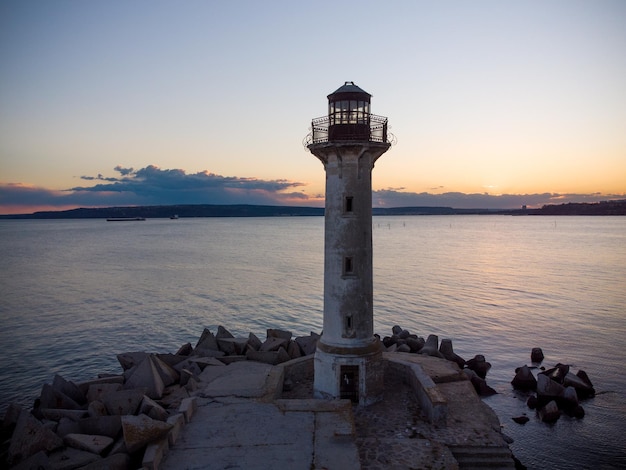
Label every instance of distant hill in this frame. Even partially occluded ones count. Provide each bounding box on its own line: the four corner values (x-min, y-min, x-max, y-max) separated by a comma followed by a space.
1, 199, 625, 219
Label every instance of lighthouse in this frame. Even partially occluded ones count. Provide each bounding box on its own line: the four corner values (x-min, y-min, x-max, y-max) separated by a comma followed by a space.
305, 82, 392, 405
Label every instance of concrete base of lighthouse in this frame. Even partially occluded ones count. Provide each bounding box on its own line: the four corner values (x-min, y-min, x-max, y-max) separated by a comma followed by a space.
313, 338, 385, 406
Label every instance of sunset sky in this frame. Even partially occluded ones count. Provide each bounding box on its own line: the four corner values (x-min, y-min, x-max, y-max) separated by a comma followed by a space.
1, 0, 625, 214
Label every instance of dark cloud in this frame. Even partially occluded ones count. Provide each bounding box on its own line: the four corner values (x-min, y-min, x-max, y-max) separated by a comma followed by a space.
1, 166, 314, 213
1, 165, 623, 214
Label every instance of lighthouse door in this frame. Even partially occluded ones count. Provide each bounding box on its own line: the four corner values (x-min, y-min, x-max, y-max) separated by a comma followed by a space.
339, 365, 359, 402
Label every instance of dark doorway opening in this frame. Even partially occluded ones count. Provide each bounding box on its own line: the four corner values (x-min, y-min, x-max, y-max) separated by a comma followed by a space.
340, 365, 359, 402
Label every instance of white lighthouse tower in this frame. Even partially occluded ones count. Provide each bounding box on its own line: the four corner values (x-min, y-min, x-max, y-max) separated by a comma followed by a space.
306, 82, 392, 405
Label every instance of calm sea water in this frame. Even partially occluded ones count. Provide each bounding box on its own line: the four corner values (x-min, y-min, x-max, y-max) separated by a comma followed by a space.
1, 216, 624, 468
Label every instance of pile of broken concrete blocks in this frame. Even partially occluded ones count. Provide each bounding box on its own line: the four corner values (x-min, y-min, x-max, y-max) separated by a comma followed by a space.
1, 326, 320, 469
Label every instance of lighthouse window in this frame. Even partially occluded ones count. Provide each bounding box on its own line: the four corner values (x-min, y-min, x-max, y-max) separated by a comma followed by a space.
344, 256, 353, 274
345, 196, 353, 213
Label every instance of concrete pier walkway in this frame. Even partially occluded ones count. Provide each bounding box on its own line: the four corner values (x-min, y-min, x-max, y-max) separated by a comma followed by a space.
161, 354, 516, 470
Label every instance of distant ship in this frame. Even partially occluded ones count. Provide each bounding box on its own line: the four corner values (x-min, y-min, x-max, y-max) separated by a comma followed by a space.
170, 214, 179, 219
106, 217, 146, 222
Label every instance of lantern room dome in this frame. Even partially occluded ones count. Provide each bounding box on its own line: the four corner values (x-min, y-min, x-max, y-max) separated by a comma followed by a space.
327, 81, 372, 101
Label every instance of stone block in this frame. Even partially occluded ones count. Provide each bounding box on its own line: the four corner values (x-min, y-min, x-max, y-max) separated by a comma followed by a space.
295, 335, 318, 356
165, 414, 185, 446
124, 356, 165, 399
175, 342, 193, 356
217, 355, 248, 365
47, 447, 101, 469
116, 351, 148, 371
52, 375, 86, 405
40, 408, 88, 422
178, 397, 197, 424
216, 325, 234, 339
63, 433, 114, 455
260, 336, 289, 352
101, 389, 144, 416
247, 332, 263, 350
267, 328, 292, 341
139, 396, 169, 421
287, 340, 302, 359
9, 450, 48, 470
8, 410, 64, 466
79, 453, 130, 470
142, 436, 169, 470
121, 414, 173, 454
39, 384, 83, 410
194, 329, 219, 354
159, 385, 189, 411
56, 417, 81, 437
87, 400, 108, 418
152, 355, 180, 386
78, 415, 122, 438
216, 337, 249, 355
87, 383, 123, 403
77, 376, 124, 396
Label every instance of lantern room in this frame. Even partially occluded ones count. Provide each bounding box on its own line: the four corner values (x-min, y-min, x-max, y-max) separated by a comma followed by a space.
327, 81, 371, 142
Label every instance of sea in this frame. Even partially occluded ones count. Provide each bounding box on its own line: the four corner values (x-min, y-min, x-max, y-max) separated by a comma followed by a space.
0, 215, 624, 469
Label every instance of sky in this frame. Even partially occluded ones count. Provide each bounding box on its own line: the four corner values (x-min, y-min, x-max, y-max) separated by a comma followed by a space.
1, 0, 625, 214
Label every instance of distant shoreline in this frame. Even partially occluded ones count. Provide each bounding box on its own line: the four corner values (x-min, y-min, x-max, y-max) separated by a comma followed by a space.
1, 199, 625, 219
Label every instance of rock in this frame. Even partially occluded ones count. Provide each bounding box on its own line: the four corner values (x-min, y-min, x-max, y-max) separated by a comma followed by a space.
419, 335, 444, 358
439, 339, 465, 368
175, 343, 193, 356
382, 336, 394, 348
216, 337, 249, 355
88, 400, 108, 418
406, 337, 424, 353
527, 395, 538, 409
8, 410, 64, 465
39, 408, 88, 422
194, 329, 219, 353
562, 386, 579, 408
217, 355, 247, 365
544, 364, 569, 383
159, 385, 190, 411
139, 396, 169, 421
512, 415, 530, 424
87, 383, 123, 403
391, 325, 403, 335
570, 405, 585, 419
77, 376, 124, 396
101, 389, 144, 416
295, 335, 318, 356
151, 355, 180, 386
78, 416, 122, 438
216, 325, 234, 339
398, 329, 410, 340
260, 336, 289, 352
48, 447, 102, 469
267, 328, 292, 341
511, 365, 537, 391
287, 340, 302, 359
397, 343, 411, 353
247, 332, 263, 351
39, 383, 83, 410
79, 453, 131, 470
465, 354, 491, 379
124, 356, 165, 399
57, 416, 81, 437
52, 375, 86, 405
246, 347, 290, 365
117, 352, 148, 371
531, 347, 544, 363
536, 373, 565, 399
539, 400, 561, 423
464, 369, 497, 396
564, 372, 595, 398
8, 450, 48, 470
2, 402, 22, 435
121, 414, 173, 454
64, 433, 114, 455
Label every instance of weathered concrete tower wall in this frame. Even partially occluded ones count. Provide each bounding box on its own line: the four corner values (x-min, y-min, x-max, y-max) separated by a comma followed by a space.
306, 82, 391, 406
